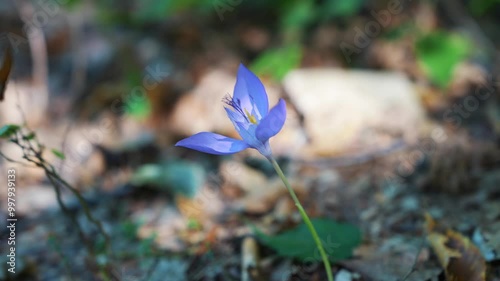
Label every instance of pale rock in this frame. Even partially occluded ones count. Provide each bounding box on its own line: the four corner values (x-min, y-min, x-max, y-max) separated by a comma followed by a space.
283, 68, 424, 157
15, 185, 59, 216
0, 81, 48, 127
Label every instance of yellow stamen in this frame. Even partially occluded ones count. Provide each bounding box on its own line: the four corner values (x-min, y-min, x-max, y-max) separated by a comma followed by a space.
244, 108, 258, 124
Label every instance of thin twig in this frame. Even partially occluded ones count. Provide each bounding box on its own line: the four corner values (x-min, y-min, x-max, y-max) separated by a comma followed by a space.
2, 126, 117, 280
58, 121, 73, 172
0, 150, 36, 167
45, 166, 113, 256
46, 172, 95, 256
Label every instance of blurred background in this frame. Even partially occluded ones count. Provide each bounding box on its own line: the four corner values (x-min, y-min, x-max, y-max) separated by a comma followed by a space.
0, 0, 499, 280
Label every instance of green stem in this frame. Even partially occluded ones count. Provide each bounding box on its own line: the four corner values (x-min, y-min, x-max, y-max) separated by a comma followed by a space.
269, 158, 334, 281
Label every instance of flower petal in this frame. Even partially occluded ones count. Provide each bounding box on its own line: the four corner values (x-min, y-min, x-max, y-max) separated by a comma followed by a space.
255, 99, 286, 142
225, 108, 257, 143
175, 132, 249, 155
225, 107, 273, 158
224, 107, 246, 124
233, 64, 269, 120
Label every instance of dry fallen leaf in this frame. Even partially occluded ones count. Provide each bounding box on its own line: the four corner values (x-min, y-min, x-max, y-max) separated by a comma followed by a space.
221, 161, 307, 214
175, 185, 224, 222
0, 45, 13, 101
425, 214, 487, 281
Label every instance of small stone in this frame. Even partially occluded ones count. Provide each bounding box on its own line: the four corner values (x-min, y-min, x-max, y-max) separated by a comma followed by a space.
283, 68, 425, 157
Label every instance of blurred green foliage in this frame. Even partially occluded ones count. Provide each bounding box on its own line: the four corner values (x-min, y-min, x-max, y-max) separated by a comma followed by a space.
280, 0, 316, 32
251, 0, 364, 80
416, 31, 472, 88
281, 0, 366, 28
125, 96, 151, 119
133, 0, 214, 22
251, 45, 302, 81
120, 220, 141, 240
124, 69, 152, 119
59, 0, 368, 81
468, 0, 500, 15
59, 0, 487, 88
320, 0, 365, 20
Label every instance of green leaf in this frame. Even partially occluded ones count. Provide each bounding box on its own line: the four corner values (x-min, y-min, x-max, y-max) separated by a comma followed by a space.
0, 124, 20, 138
120, 220, 140, 240
251, 45, 302, 81
132, 161, 206, 198
125, 95, 151, 119
131, 164, 163, 186
23, 132, 36, 140
133, 0, 171, 22
133, 0, 213, 23
281, 0, 316, 31
321, 0, 365, 19
51, 149, 66, 160
187, 218, 202, 230
415, 31, 472, 88
255, 218, 361, 262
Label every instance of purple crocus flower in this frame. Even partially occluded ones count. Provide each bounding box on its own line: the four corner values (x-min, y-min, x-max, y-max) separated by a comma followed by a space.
175, 64, 286, 158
